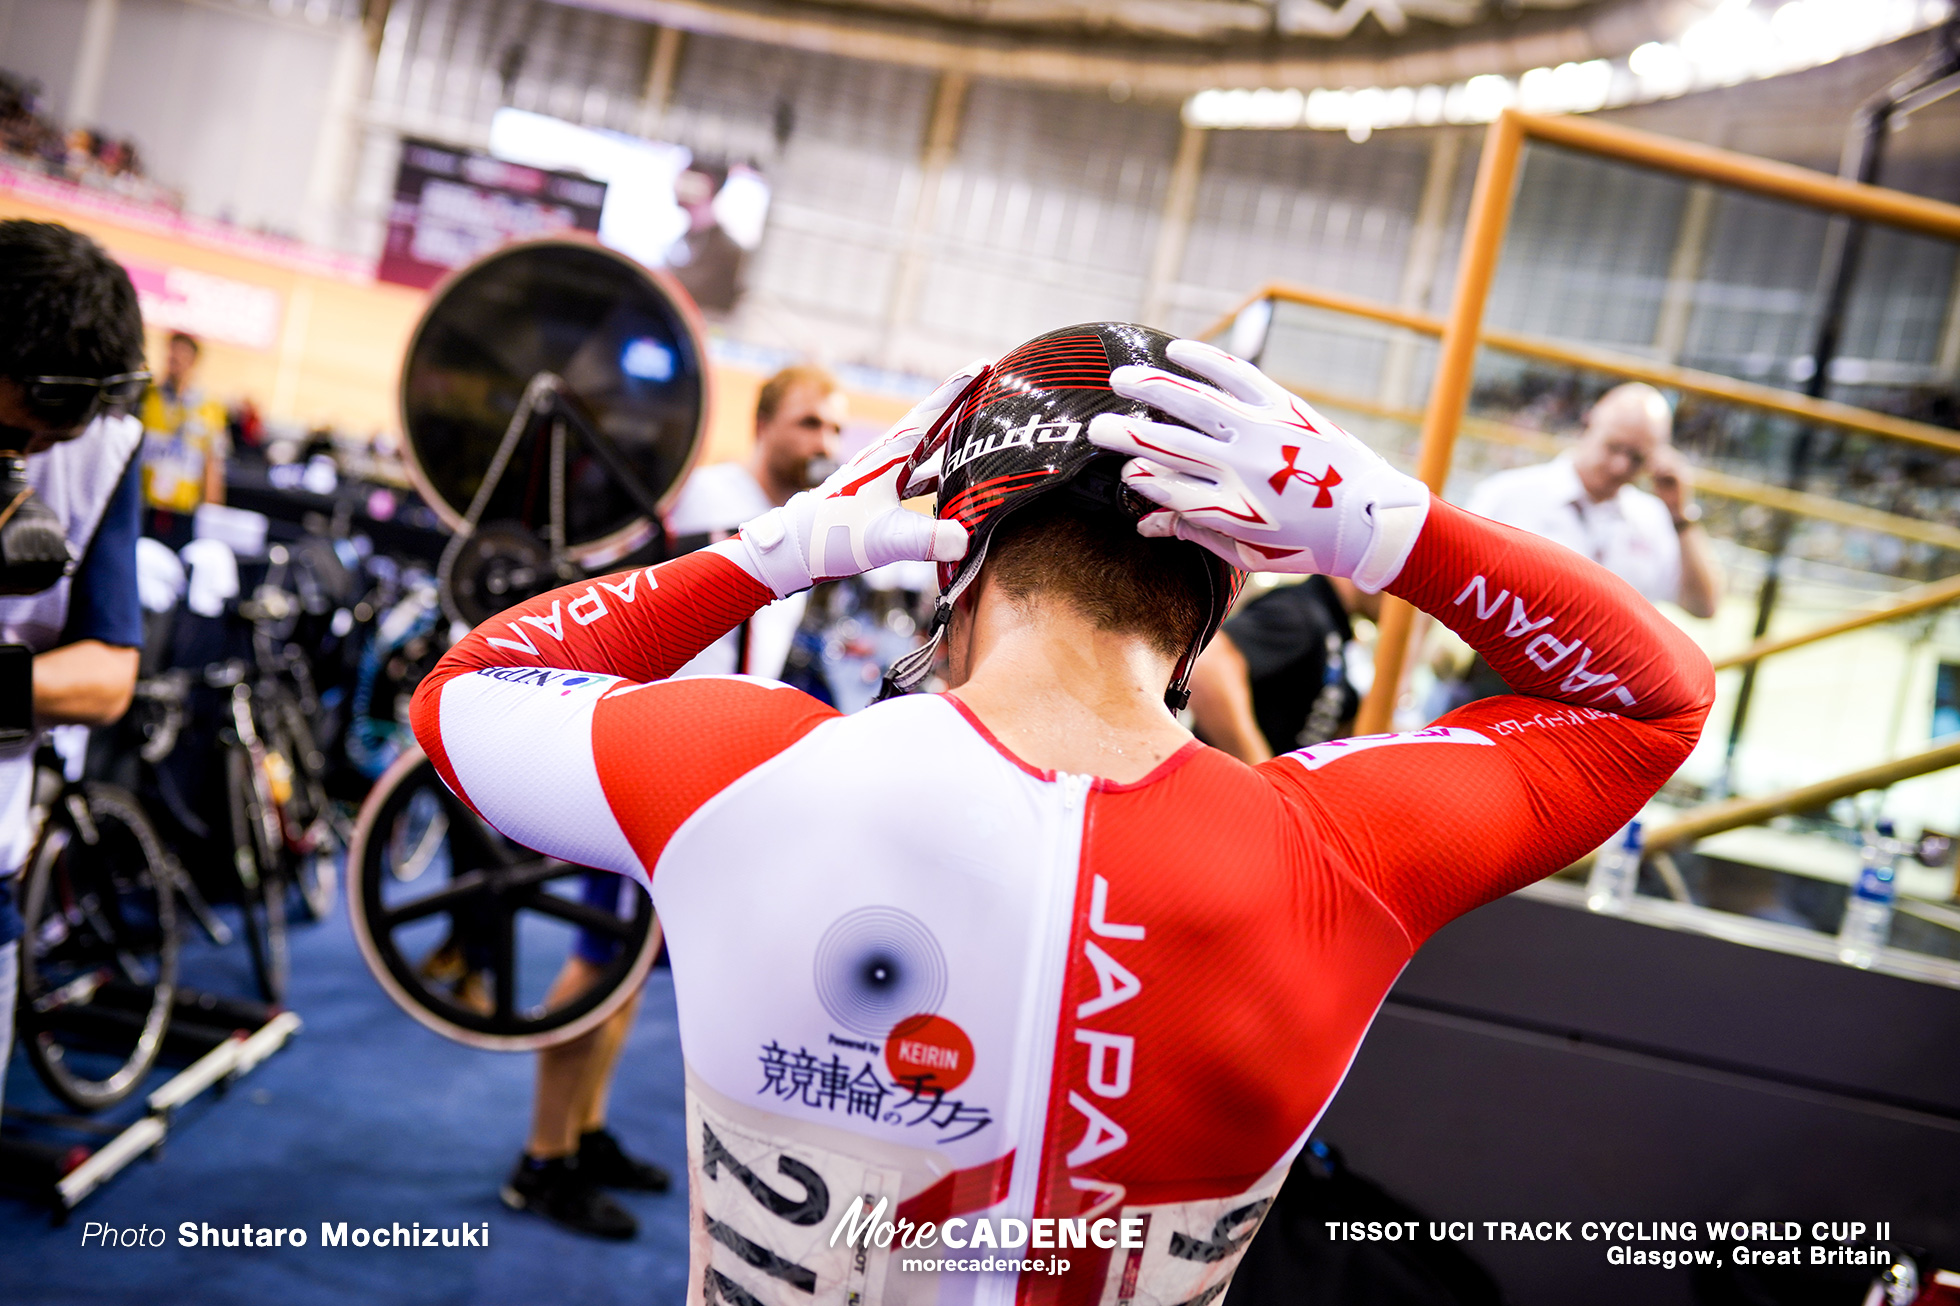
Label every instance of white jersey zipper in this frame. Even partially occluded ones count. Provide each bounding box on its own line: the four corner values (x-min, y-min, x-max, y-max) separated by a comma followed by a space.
975, 770, 1092, 1306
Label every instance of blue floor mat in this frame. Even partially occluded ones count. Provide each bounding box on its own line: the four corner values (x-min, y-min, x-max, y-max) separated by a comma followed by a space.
0, 891, 692, 1305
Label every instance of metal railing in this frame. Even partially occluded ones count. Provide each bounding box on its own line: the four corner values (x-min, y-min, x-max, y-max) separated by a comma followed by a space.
1334, 109, 1960, 737
1241, 370, 1960, 556
1644, 740, 1960, 853
1202, 109, 1960, 880
1200, 291, 1960, 669
1201, 281, 1960, 458
1711, 573, 1960, 672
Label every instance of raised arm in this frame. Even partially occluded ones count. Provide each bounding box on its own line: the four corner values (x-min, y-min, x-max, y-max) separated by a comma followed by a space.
1265, 499, 1711, 942
414, 543, 772, 696
409, 545, 833, 884
410, 363, 983, 885
1086, 339, 1713, 945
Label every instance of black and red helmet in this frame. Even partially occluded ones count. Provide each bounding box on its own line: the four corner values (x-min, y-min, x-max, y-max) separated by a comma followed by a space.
882, 322, 1248, 709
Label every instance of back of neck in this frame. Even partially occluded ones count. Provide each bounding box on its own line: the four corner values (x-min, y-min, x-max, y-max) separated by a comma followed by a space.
949, 600, 1191, 785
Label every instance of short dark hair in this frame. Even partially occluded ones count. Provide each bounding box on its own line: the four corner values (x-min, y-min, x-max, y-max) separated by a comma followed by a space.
0, 220, 143, 380
985, 494, 1213, 659
167, 330, 199, 356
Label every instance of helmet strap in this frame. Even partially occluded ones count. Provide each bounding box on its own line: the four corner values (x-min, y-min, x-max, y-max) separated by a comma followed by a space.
900, 363, 991, 496
1164, 660, 1195, 714
875, 601, 949, 703
1164, 555, 1233, 713
873, 531, 993, 703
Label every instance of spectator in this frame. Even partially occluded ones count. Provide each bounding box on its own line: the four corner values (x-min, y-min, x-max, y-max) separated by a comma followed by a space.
1424, 382, 1720, 716
137, 331, 228, 546
1464, 382, 1721, 618
0, 75, 154, 197
1188, 575, 1375, 764
498, 907, 671, 1242
664, 362, 844, 678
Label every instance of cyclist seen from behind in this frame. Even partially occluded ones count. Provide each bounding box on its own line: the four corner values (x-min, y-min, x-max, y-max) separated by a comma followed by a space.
0, 220, 148, 1117
411, 324, 1714, 1306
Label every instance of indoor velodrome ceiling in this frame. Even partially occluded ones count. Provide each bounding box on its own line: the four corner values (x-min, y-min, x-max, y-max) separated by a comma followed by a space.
570, 0, 1712, 92
718, 0, 1597, 42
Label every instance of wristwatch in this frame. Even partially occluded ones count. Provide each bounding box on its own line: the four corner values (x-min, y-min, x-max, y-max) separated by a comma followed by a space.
1672, 502, 1703, 531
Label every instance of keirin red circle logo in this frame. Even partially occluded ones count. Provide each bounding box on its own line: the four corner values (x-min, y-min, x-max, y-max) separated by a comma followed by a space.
885, 1014, 974, 1092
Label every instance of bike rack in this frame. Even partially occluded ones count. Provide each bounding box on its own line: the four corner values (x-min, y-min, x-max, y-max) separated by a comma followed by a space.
3, 997, 301, 1221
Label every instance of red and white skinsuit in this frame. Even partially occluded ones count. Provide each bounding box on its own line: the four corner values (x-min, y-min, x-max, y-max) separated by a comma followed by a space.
411, 498, 1712, 1306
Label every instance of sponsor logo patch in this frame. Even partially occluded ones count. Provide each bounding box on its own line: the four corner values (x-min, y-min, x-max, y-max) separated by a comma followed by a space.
1282, 725, 1494, 772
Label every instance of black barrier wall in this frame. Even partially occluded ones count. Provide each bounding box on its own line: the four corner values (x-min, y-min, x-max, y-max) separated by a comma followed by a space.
1313, 893, 1960, 1306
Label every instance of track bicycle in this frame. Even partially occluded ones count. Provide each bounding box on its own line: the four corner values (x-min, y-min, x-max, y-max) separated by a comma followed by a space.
13, 740, 179, 1111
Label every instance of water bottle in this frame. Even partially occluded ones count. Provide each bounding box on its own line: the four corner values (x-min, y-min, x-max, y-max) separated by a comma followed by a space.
1838, 819, 1899, 969
1586, 820, 1643, 913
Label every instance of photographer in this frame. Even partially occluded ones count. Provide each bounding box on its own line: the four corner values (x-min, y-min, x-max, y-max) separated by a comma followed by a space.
0, 220, 148, 1116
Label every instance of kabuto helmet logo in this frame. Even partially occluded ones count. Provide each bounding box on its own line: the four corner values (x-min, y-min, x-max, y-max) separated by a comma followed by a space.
882, 322, 1249, 710
942, 418, 1081, 475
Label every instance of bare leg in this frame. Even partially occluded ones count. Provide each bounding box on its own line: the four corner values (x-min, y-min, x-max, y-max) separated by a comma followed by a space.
525, 956, 610, 1160
577, 915, 661, 1132
525, 917, 663, 1158
576, 989, 638, 1133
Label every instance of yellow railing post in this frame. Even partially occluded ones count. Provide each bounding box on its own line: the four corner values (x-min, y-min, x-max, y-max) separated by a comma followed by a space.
1356, 112, 1525, 735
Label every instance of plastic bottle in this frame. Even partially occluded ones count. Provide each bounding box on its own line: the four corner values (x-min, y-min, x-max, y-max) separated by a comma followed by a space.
1586, 819, 1643, 913
1837, 819, 1899, 969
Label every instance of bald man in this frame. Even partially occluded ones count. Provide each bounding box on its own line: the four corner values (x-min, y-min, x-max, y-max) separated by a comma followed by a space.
1464, 383, 1721, 619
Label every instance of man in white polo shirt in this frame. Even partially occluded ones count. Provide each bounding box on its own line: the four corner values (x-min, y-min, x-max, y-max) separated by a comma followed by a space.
1465, 381, 1721, 619
665, 363, 845, 679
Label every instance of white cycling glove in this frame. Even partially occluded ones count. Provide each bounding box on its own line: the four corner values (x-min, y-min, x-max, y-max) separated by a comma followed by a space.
733, 361, 986, 598
1085, 340, 1430, 593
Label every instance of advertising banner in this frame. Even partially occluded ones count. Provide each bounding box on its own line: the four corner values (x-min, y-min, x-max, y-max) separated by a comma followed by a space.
378, 138, 606, 291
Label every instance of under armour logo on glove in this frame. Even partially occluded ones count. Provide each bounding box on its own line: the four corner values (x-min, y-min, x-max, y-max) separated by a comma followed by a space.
1086, 339, 1430, 591
1268, 448, 1342, 505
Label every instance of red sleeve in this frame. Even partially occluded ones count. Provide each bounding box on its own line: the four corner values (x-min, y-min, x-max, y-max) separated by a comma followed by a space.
1256, 498, 1714, 944
417, 546, 775, 692
409, 547, 839, 881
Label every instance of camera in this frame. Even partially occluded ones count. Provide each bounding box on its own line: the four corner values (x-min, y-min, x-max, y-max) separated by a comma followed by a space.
0, 452, 82, 745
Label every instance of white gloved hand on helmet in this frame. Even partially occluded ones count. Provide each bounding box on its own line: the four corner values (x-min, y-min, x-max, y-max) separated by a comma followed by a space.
1085, 339, 1430, 592
734, 361, 986, 598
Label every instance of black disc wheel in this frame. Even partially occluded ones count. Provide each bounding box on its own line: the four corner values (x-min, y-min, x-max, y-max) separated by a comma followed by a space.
346, 747, 659, 1051
399, 239, 709, 565
17, 783, 179, 1112
227, 744, 289, 1005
